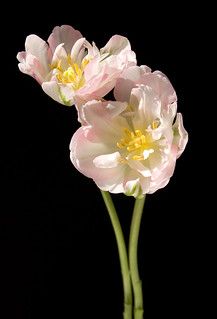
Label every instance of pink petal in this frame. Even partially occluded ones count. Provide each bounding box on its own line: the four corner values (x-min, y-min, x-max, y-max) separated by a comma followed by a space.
70, 126, 109, 176
69, 127, 125, 193
48, 25, 82, 54
81, 100, 127, 140
172, 113, 188, 158
148, 146, 177, 193
114, 66, 151, 101
141, 71, 177, 119
79, 70, 118, 100
76, 37, 136, 101
17, 52, 46, 84
114, 66, 177, 121
17, 51, 26, 63
83, 56, 101, 82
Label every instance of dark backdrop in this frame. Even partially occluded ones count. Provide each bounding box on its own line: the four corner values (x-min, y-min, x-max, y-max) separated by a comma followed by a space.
1, 3, 204, 319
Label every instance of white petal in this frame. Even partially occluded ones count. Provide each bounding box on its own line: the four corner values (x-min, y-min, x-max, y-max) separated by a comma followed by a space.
51, 44, 68, 69
93, 152, 122, 168
125, 178, 141, 197
25, 35, 50, 73
70, 38, 87, 63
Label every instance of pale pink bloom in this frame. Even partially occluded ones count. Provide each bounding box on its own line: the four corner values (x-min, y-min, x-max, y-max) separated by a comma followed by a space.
17, 25, 136, 106
70, 67, 188, 197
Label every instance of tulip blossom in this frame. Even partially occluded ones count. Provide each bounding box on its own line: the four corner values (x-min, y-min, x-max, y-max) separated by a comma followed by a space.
70, 67, 188, 197
17, 25, 136, 106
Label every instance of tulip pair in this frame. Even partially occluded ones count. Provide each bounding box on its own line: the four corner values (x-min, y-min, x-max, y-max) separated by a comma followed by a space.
17, 25, 188, 197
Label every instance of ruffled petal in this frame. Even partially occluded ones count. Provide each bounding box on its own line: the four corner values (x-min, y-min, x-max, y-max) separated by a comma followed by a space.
81, 100, 127, 141
141, 71, 177, 120
17, 52, 46, 84
69, 127, 126, 193
148, 145, 177, 193
25, 34, 50, 74
172, 113, 188, 158
114, 66, 177, 121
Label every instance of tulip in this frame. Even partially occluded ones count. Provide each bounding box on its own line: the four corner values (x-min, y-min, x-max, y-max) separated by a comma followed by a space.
17, 25, 136, 106
70, 67, 188, 197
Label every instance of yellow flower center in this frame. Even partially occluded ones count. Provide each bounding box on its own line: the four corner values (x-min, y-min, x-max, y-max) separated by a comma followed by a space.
117, 128, 155, 161
50, 56, 89, 90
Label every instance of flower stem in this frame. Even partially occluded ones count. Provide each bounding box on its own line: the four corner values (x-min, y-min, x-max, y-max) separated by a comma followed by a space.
100, 190, 132, 319
129, 195, 146, 319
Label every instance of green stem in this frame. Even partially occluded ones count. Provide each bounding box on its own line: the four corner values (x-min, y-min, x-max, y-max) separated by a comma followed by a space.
129, 195, 146, 319
100, 191, 132, 319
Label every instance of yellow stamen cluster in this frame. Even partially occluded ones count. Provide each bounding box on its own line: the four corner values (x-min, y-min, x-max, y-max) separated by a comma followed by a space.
116, 118, 161, 162
50, 56, 89, 90
117, 128, 154, 161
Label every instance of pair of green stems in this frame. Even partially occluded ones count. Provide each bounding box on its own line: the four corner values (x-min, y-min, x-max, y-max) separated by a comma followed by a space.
101, 191, 146, 319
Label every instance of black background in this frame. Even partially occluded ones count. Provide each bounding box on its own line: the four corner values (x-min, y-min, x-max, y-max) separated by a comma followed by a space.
1, 3, 206, 319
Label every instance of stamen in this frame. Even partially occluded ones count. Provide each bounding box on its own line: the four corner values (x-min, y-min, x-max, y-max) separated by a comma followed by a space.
117, 128, 155, 161
50, 57, 90, 90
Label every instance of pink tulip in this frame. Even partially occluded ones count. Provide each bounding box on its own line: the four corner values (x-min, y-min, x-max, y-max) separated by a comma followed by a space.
70, 67, 188, 197
17, 25, 136, 106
